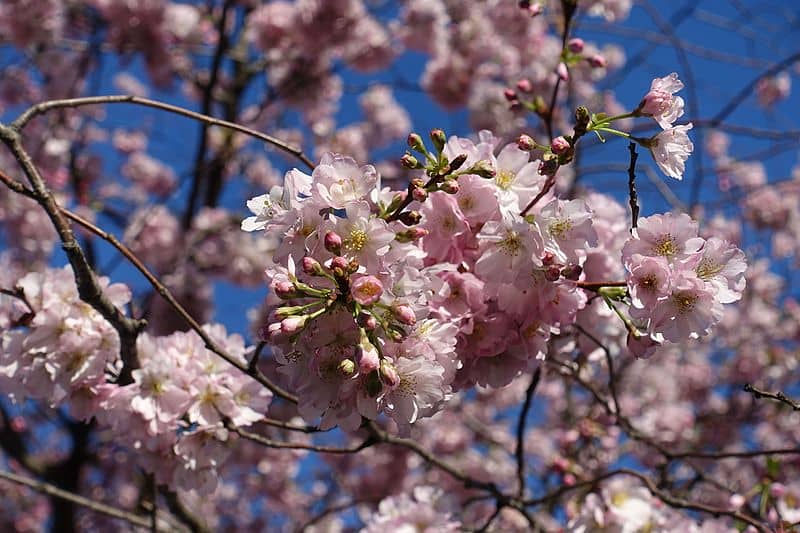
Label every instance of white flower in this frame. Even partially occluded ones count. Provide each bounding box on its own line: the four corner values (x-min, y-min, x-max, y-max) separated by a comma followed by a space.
648, 123, 693, 180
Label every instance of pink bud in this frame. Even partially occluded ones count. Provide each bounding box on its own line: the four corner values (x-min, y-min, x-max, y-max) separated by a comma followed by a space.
439, 180, 459, 194
273, 281, 297, 299
503, 88, 518, 102
301, 256, 321, 275
356, 334, 380, 373
769, 483, 787, 498
351, 275, 384, 306
280, 316, 306, 334
393, 304, 417, 326
516, 78, 533, 93
567, 38, 584, 54
357, 311, 378, 331
545, 265, 561, 282
379, 359, 400, 388
556, 62, 569, 81
587, 54, 607, 68
551, 136, 570, 155
542, 251, 556, 266
412, 187, 428, 202
324, 231, 342, 255
330, 256, 349, 271
518, 134, 535, 151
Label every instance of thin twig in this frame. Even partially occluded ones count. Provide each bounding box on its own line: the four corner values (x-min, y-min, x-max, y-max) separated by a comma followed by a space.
744, 383, 800, 411
229, 424, 374, 454
0, 469, 159, 530
515, 367, 541, 498
10, 95, 314, 169
627, 142, 640, 230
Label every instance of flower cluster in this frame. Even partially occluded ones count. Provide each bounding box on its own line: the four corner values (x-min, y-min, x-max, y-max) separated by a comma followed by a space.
622, 213, 747, 357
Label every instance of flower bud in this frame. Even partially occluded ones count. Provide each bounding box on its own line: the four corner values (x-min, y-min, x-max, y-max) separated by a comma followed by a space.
379, 359, 400, 388
280, 315, 306, 334
395, 227, 429, 243
398, 210, 422, 226
324, 231, 342, 255
430, 129, 446, 153
407, 132, 426, 153
518, 134, 536, 151
439, 180, 459, 194
542, 251, 556, 266
274, 281, 298, 299
357, 311, 379, 331
551, 136, 570, 155
556, 62, 569, 81
400, 153, 421, 169
330, 255, 349, 271
516, 78, 533, 93
503, 88, 518, 102
302, 256, 323, 275
467, 159, 496, 179
393, 304, 417, 326
338, 358, 356, 377
356, 334, 380, 373
574, 106, 591, 136
412, 187, 428, 202
587, 54, 607, 68
567, 38, 584, 54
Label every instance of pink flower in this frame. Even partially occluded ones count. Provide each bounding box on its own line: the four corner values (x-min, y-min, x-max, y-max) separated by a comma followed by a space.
648, 123, 694, 180
649, 272, 722, 342
627, 255, 672, 309
623, 212, 704, 266
639, 72, 685, 129
351, 275, 384, 305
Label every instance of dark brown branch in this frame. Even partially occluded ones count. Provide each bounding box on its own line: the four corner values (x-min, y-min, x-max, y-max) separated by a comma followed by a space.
744, 383, 800, 411
0, 127, 146, 385
0, 468, 159, 530
229, 424, 374, 454
627, 142, 640, 230
515, 367, 541, 498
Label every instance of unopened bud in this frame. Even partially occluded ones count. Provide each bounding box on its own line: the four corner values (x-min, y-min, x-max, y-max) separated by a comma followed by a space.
393, 304, 417, 326
587, 54, 606, 68
574, 106, 590, 136
412, 187, 428, 202
468, 159, 496, 179
407, 132, 426, 153
302, 256, 323, 275
356, 336, 380, 373
274, 281, 298, 299
542, 251, 556, 266
551, 136, 570, 155
357, 311, 379, 331
338, 358, 356, 376
561, 264, 582, 281
395, 227, 429, 243
556, 62, 569, 81
400, 153, 421, 169
398, 210, 422, 226
449, 153, 468, 172
503, 88, 518, 102
516, 78, 533, 93
439, 180, 459, 194
324, 231, 342, 255
379, 359, 400, 388
280, 315, 306, 334
430, 129, 446, 153
518, 134, 536, 151
567, 38, 584, 54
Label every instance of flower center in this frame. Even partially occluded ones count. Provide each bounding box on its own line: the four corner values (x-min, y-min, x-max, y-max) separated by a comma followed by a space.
549, 218, 573, 239
696, 258, 722, 280
496, 169, 515, 190
345, 228, 368, 252
653, 235, 677, 256
498, 230, 522, 256
672, 291, 698, 314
